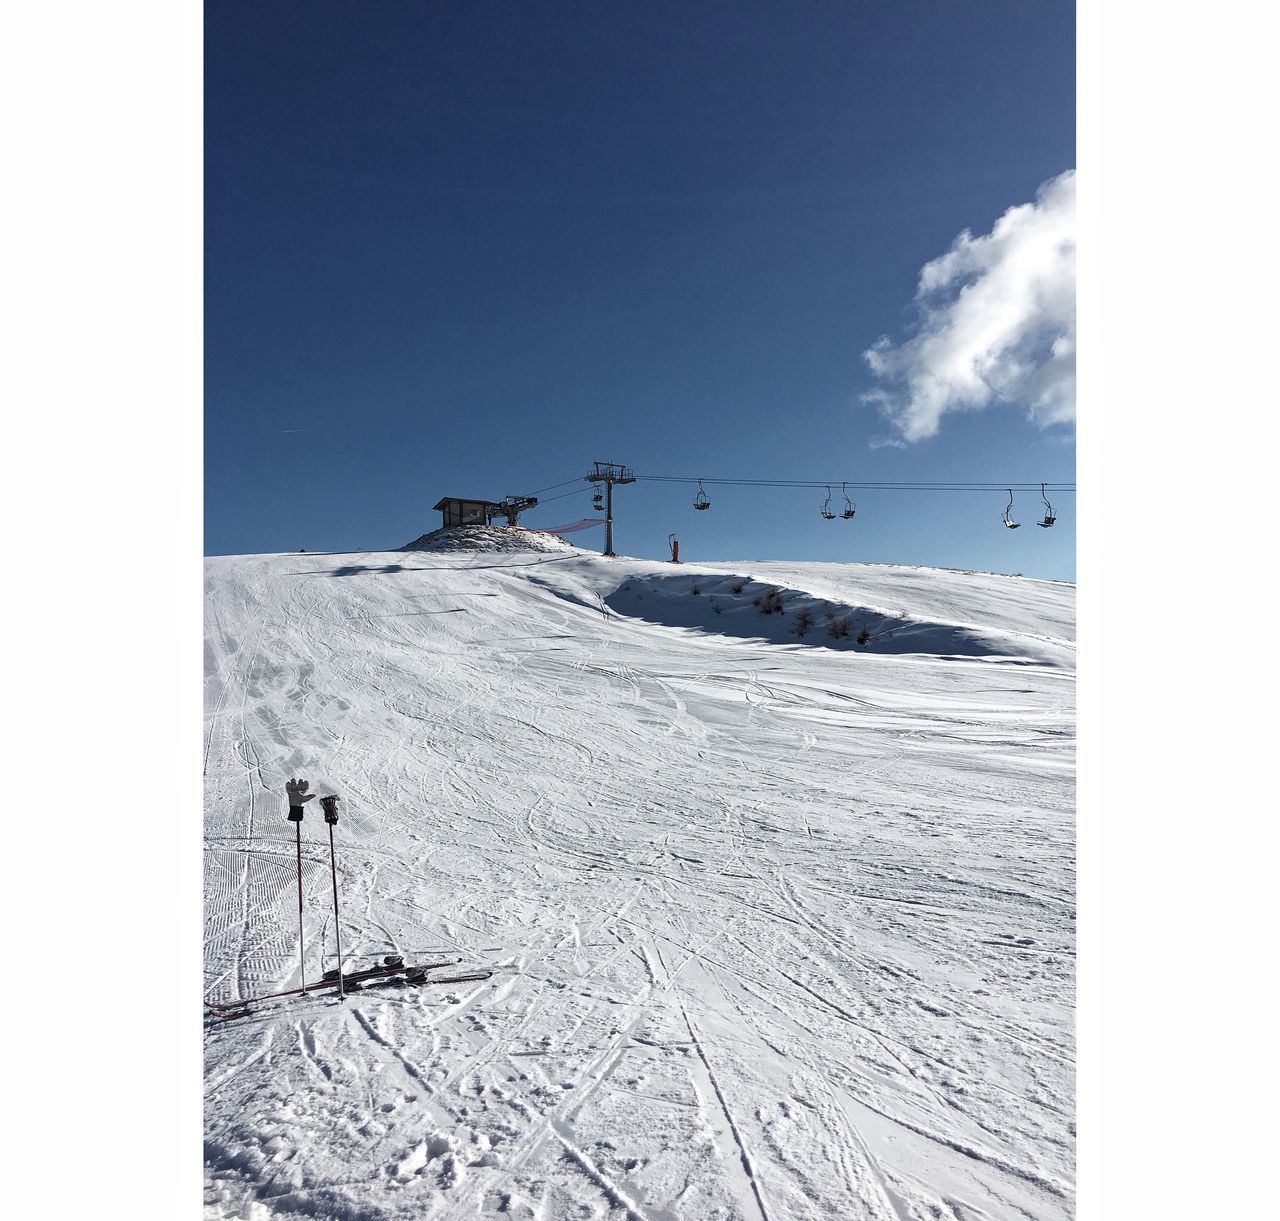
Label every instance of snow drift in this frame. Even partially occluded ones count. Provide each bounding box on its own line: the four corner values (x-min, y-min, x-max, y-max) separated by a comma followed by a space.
607, 563, 1074, 666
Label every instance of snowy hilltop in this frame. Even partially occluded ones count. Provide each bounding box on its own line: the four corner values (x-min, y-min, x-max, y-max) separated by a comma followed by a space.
204, 544, 1075, 1220
400, 524, 579, 555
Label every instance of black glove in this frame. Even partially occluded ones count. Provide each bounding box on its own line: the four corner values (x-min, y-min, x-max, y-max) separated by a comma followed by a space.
320, 794, 340, 826
286, 777, 316, 822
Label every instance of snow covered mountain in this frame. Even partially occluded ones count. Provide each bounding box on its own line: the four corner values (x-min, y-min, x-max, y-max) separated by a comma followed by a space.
204, 535, 1075, 1220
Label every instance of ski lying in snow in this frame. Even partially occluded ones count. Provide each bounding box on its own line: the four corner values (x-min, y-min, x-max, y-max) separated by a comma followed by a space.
206, 961, 429, 1017
404, 966, 494, 986
205, 955, 464, 1019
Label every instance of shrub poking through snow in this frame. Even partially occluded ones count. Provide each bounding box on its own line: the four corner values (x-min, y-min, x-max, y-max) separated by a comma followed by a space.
710, 600, 723, 614
823, 610, 852, 639
856, 624, 872, 645
754, 588, 784, 615
792, 607, 814, 637
731, 580, 747, 595
691, 583, 701, 596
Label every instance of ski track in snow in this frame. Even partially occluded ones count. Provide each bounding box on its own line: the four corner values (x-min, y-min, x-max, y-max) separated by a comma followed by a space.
204, 547, 1075, 1220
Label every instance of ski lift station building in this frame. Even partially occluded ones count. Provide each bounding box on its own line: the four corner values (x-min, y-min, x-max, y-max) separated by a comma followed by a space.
433, 497, 502, 528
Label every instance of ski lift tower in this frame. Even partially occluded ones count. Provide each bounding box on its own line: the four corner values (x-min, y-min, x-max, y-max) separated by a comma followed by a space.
584, 461, 635, 557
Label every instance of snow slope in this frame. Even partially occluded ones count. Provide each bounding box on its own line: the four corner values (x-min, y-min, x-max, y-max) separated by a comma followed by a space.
204, 541, 1075, 1220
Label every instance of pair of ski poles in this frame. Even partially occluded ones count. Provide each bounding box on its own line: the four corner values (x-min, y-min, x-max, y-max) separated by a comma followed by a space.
286, 783, 346, 1000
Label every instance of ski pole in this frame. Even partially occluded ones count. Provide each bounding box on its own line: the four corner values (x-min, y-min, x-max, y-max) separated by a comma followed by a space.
285, 777, 316, 989
320, 794, 344, 1000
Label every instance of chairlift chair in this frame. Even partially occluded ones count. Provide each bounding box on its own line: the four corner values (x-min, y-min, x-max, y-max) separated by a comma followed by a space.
840, 482, 856, 519
820, 486, 836, 520
1002, 489, 1021, 529
693, 479, 711, 511
1038, 483, 1056, 528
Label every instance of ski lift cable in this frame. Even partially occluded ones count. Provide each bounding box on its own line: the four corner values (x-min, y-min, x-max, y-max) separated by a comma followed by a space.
528, 477, 588, 496
529, 486, 592, 507
634, 474, 1074, 491
528, 470, 1075, 491
524, 471, 1076, 491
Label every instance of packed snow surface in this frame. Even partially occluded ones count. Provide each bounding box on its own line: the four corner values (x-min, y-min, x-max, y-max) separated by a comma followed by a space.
204, 545, 1075, 1220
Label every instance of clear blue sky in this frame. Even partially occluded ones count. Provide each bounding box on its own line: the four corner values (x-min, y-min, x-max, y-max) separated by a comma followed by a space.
206, 0, 1075, 579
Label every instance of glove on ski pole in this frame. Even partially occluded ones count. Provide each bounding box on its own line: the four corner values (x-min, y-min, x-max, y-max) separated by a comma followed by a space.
286, 777, 316, 822
285, 777, 315, 986
319, 795, 345, 998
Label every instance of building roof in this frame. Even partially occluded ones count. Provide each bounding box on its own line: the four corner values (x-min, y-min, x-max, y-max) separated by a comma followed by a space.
432, 497, 503, 511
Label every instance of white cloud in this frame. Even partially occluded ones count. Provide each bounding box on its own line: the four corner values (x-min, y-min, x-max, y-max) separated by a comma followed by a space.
862, 169, 1076, 443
